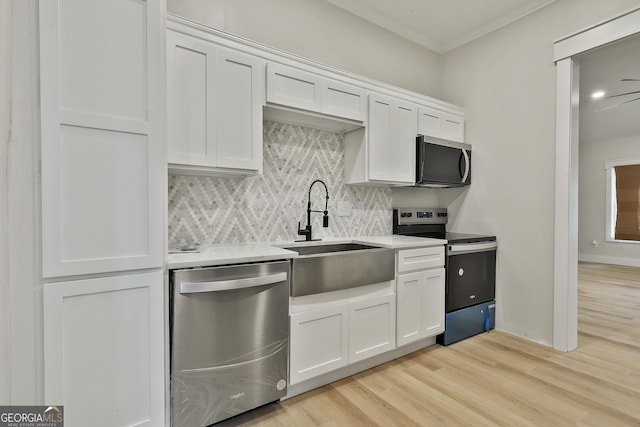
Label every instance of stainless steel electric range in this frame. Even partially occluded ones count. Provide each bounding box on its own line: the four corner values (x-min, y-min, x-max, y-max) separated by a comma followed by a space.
393, 208, 497, 345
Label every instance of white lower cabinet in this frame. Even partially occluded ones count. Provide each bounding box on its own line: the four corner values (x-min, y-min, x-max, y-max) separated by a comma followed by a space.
289, 303, 349, 384
396, 268, 445, 347
43, 271, 164, 427
396, 246, 445, 347
348, 293, 396, 363
289, 282, 395, 385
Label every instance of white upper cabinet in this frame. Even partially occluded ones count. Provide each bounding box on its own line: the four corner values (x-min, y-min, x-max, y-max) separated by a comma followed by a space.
267, 63, 323, 113
322, 79, 367, 122
418, 105, 465, 142
167, 29, 265, 175
39, 0, 164, 277
266, 62, 366, 122
165, 15, 464, 184
344, 93, 417, 185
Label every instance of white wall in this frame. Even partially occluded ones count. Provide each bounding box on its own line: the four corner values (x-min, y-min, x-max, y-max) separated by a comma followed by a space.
438, 0, 640, 345
579, 135, 640, 266
167, 0, 443, 97
0, 0, 11, 404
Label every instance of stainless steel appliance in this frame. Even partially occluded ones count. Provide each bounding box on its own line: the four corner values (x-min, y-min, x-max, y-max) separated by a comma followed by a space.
415, 136, 471, 187
392, 208, 496, 345
170, 261, 290, 426
282, 243, 395, 297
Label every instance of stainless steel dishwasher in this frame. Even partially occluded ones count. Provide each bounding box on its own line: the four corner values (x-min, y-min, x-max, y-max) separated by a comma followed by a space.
170, 261, 290, 426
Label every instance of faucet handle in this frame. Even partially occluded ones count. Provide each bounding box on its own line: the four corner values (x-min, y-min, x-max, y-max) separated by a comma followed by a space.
297, 222, 306, 235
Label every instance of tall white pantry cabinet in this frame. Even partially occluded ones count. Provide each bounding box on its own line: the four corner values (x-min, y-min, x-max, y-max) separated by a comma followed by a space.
39, 0, 166, 426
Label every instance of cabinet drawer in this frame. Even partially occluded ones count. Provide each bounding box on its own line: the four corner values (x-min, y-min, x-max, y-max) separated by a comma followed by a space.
397, 246, 444, 273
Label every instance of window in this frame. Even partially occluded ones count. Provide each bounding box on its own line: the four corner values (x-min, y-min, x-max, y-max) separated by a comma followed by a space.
605, 158, 640, 242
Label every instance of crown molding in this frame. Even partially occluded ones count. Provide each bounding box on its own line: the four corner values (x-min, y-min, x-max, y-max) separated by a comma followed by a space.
325, 0, 558, 54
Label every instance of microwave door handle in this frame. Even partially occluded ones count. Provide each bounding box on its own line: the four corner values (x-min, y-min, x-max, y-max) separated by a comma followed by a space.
419, 141, 426, 181
461, 149, 470, 183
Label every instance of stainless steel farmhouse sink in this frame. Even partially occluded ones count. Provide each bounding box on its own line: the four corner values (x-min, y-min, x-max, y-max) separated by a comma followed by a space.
282, 243, 395, 297
284, 242, 376, 256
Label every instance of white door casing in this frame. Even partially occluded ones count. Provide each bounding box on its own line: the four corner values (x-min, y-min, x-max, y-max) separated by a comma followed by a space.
553, 6, 640, 352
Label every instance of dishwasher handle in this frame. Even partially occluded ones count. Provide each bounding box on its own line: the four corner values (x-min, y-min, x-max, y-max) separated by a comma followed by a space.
180, 272, 288, 294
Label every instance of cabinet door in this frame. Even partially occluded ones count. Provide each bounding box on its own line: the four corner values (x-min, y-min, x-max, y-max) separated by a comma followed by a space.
439, 111, 465, 142
396, 271, 424, 346
44, 272, 164, 426
418, 106, 465, 142
368, 94, 417, 184
167, 30, 217, 168
39, 0, 164, 277
267, 62, 323, 113
216, 47, 265, 172
367, 95, 393, 182
322, 79, 366, 121
290, 304, 349, 384
422, 268, 445, 336
349, 293, 396, 363
393, 100, 418, 183
397, 268, 445, 346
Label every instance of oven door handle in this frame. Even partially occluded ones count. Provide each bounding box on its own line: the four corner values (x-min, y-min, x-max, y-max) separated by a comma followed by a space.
448, 241, 497, 254
180, 272, 288, 294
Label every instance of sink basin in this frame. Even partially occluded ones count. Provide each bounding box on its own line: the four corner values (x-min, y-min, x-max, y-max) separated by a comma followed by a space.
283, 242, 395, 297
282, 242, 379, 256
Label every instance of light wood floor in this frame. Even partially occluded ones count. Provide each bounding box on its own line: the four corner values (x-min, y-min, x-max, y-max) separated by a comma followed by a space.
219, 262, 640, 426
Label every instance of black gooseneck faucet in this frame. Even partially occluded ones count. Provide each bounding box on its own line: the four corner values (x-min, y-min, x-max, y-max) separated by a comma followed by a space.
297, 179, 329, 241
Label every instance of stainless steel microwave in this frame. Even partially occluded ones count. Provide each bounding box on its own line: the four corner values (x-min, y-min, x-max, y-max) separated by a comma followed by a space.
415, 135, 471, 188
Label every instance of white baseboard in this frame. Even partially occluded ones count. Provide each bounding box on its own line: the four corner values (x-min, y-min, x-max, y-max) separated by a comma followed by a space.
578, 253, 640, 267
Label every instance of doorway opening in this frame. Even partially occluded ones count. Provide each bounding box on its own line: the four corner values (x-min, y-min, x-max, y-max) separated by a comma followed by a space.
553, 7, 640, 352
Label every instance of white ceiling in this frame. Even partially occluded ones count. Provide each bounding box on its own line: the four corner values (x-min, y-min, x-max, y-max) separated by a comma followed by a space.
579, 35, 640, 143
325, 0, 640, 142
323, 0, 558, 53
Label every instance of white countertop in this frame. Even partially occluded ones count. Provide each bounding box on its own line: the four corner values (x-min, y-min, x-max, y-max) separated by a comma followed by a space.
354, 235, 446, 249
167, 235, 446, 269
168, 244, 298, 270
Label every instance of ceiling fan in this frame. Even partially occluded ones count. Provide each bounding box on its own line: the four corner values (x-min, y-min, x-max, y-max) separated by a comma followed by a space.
595, 78, 640, 111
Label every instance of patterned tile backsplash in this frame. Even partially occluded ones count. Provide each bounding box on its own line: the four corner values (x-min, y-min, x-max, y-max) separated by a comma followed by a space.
168, 121, 392, 247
